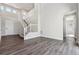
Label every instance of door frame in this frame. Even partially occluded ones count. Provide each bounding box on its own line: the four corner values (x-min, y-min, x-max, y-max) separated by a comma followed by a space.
63, 10, 77, 41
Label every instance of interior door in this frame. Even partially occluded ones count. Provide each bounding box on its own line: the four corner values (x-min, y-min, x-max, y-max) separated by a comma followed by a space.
5, 17, 14, 35
65, 14, 76, 38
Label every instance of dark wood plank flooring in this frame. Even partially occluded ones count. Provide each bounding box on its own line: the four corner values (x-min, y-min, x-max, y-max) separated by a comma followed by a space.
0, 35, 79, 55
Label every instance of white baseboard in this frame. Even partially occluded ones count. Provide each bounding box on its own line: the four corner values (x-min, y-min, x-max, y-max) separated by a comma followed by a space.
1, 33, 19, 36
24, 32, 41, 40
41, 34, 63, 40
24, 33, 63, 40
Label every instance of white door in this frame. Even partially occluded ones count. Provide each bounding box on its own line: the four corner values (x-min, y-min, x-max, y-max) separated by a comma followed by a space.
5, 17, 14, 35
65, 14, 76, 37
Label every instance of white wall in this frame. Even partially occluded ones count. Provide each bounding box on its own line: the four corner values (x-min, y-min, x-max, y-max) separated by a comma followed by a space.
39, 3, 77, 40
28, 7, 38, 32
0, 16, 1, 39
77, 4, 79, 39
35, 4, 41, 34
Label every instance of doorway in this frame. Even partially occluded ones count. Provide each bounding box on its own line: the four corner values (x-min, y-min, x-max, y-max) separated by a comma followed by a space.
63, 11, 77, 42
2, 17, 14, 36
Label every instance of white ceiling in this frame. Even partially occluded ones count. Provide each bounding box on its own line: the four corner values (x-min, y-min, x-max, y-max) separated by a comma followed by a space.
6, 3, 34, 11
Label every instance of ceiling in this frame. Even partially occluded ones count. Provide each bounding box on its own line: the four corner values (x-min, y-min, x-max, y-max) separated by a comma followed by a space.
6, 3, 34, 11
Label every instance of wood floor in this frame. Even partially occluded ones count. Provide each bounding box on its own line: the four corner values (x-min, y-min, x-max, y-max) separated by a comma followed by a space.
0, 35, 79, 55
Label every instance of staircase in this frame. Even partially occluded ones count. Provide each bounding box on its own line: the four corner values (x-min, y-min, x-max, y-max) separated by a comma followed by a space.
19, 17, 31, 38
19, 8, 40, 40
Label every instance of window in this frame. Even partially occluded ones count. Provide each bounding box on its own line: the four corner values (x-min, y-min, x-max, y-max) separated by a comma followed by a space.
11, 8, 17, 14
12, 9, 16, 13
0, 6, 4, 11
5, 7, 11, 12
0, 5, 17, 14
